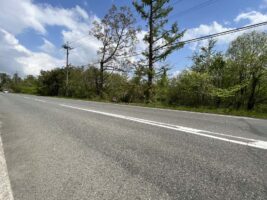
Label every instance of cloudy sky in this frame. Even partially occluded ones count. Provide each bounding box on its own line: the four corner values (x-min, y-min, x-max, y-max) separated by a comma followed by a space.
0, 0, 267, 77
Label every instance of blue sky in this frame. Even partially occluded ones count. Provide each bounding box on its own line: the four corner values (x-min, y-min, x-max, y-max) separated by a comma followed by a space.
0, 0, 267, 76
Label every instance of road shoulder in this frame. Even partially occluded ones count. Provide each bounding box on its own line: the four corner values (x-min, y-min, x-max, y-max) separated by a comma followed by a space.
0, 120, 14, 200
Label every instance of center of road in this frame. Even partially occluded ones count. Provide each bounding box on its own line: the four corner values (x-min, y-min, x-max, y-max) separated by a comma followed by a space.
28, 97, 267, 150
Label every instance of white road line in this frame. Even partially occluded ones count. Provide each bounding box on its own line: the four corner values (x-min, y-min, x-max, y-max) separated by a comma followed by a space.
0, 122, 14, 200
22, 95, 266, 121
60, 104, 267, 150
71, 99, 265, 121
20, 96, 267, 150
34, 98, 46, 103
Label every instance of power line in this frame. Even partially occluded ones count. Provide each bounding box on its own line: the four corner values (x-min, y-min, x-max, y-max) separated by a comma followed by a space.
180, 21, 267, 44
170, 0, 220, 19
66, 0, 218, 47
61, 21, 267, 65
68, 34, 89, 45
111, 21, 267, 59
65, 0, 183, 55
170, 0, 185, 6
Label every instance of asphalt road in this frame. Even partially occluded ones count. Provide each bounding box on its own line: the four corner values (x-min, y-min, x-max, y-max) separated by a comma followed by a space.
0, 93, 266, 200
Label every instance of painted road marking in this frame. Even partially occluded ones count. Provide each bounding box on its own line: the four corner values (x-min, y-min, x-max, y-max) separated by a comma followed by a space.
34, 98, 47, 103
0, 122, 14, 200
21, 94, 265, 121
21, 95, 267, 150
60, 104, 267, 150
66, 97, 265, 121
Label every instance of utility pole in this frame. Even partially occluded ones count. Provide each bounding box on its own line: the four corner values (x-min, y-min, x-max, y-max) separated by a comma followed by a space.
62, 42, 73, 96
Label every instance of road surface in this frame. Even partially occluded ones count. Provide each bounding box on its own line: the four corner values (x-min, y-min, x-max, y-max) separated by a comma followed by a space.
0, 93, 266, 200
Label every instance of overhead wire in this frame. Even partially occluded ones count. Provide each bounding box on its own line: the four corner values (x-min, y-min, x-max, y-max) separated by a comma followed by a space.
74, 20, 267, 66
107, 21, 267, 60
68, 21, 267, 65
170, 0, 185, 6
60, 1, 267, 65
169, 0, 220, 19
68, 34, 89, 45
65, 0, 221, 48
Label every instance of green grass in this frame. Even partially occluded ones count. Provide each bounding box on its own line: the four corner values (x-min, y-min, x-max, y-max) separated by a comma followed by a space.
19, 86, 38, 94
128, 102, 267, 119
61, 97, 267, 119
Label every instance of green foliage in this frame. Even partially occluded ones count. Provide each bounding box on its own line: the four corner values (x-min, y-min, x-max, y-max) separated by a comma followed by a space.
168, 71, 213, 106
156, 66, 169, 102
0, 73, 38, 94
0, 73, 11, 91
3, 26, 267, 117
211, 81, 249, 98
133, 0, 185, 101
18, 75, 38, 94
105, 73, 129, 102
37, 68, 65, 96
226, 31, 267, 110
124, 66, 146, 103
192, 39, 217, 73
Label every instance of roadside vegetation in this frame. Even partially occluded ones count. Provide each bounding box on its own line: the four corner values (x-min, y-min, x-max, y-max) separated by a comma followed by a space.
1, 1, 267, 119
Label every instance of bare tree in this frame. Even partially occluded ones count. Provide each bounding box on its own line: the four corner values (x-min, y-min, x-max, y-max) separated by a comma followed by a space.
90, 5, 138, 96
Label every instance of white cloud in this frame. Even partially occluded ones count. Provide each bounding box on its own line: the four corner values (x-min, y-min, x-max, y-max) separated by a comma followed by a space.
171, 70, 181, 78
0, 0, 42, 35
2, 0, 267, 76
223, 21, 231, 26
184, 10, 267, 51
17, 53, 64, 75
235, 11, 267, 24
0, 0, 101, 75
0, 0, 95, 35
39, 38, 56, 54
75, 5, 89, 19
136, 30, 147, 52
0, 29, 64, 76
184, 21, 229, 40
61, 28, 101, 66
184, 21, 238, 50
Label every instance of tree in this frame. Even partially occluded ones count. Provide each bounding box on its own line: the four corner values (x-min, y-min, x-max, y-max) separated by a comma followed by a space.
133, 0, 185, 102
10, 72, 22, 92
83, 66, 101, 98
67, 66, 86, 98
90, 5, 138, 96
126, 65, 146, 102
168, 70, 212, 106
227, 31, 267, 110
191, 40, 227, 106
156, 65, 170, 102
0, 73, 11, 91
19, 75, 38, 94
192, 39, 216, 73
105, 73, 128, 102
38, 68, 65, 96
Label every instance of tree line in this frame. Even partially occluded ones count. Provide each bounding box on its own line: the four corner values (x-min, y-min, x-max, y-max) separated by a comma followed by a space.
1, 0, 267, 113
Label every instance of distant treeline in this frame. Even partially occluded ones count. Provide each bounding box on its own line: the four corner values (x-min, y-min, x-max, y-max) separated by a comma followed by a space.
1, 31, 267, 112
